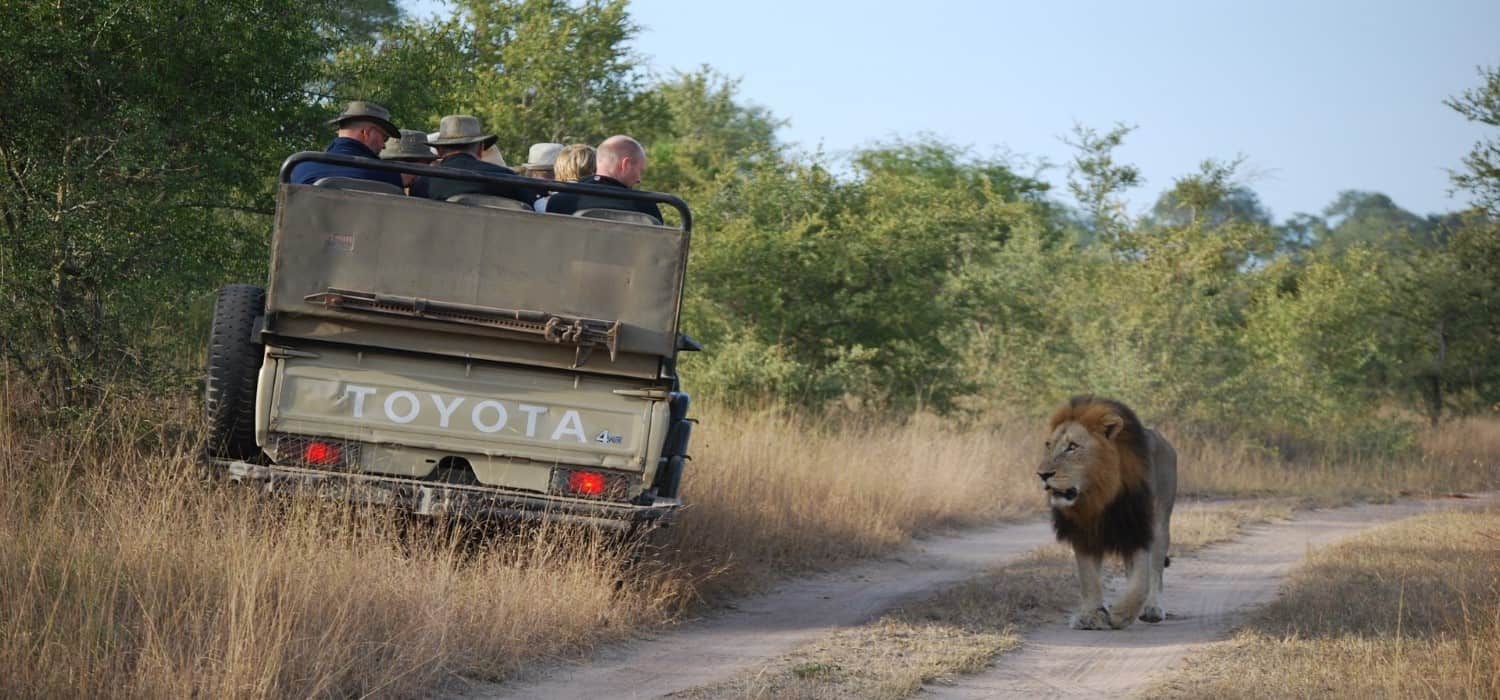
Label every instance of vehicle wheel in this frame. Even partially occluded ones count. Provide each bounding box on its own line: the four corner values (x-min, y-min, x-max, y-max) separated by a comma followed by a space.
205, 284, 266, 460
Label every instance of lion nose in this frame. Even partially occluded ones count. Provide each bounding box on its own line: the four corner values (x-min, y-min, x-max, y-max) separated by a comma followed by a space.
1037, 470, 1055, 482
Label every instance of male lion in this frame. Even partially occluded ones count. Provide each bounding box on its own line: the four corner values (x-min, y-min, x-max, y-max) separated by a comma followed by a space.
1038, 396, 1177, 630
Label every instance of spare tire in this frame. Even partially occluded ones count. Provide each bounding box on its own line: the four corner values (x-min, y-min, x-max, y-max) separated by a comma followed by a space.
204, 284, 265, 460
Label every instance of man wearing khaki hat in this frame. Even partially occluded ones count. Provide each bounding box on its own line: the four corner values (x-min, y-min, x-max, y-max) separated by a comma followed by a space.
411, 115, 541, 204
290, 101, 404, 189
520, 142, 564, 179
379, 129, 436, 191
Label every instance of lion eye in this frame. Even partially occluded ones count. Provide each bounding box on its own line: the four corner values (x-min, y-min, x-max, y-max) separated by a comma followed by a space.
1065, 441, 1079, 452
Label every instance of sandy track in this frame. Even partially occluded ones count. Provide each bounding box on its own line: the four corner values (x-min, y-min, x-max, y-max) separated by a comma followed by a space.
474, 519, 1057, 700
924, 493, 1498, 699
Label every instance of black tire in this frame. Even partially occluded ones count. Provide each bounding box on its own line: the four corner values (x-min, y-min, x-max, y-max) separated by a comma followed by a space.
205, 284, 266, 460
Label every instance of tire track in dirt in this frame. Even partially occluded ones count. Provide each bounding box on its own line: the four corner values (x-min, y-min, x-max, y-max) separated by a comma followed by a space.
923, 493, 1498, 699
472, 519, 1057, 700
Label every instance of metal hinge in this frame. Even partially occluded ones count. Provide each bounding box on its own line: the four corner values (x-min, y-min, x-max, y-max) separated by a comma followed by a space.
612, 389, 669, 399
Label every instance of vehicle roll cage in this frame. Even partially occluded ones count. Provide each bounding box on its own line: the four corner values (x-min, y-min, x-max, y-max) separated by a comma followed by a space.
277, 151, 693, 232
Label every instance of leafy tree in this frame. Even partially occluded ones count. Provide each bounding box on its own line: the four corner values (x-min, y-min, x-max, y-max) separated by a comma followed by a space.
643, 67, 784, 196
456, 0, 665, 157
325, 0, 403, 44
319, 16, 473, 130
1388, 216, 1500, 424
681, 142, 1051, 410
1447, 64, 1500, 217
1148, 175, 1272, 231
1063, 123, 1142, 245
1317, 190, 1439, 254
0, 0, 338, 402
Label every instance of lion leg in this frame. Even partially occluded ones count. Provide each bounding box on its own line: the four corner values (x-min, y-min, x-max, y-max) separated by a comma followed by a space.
1141, 530, 1168, 623
1070, 550, 1110, 630
1107, 549, 1151, 629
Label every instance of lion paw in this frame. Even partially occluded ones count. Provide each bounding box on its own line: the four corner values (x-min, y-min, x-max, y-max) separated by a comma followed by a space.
1139, 606, 1165, 624
1070, 607, 1112, 630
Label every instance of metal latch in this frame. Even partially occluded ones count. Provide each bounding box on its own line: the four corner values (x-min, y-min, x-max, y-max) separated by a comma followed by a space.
266, 346, 322, 359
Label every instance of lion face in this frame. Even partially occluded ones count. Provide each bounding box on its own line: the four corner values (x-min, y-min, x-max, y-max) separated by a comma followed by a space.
1038, 419, 1123, 511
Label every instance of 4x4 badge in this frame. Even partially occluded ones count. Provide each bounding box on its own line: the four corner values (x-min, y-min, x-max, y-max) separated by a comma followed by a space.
595, 430, 623, 445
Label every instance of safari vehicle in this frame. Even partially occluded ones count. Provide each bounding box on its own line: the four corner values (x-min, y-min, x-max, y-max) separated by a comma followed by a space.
202, 152, 697, 530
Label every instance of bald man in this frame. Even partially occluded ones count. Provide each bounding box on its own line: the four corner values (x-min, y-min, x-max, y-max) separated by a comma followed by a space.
541, 135, 664, 223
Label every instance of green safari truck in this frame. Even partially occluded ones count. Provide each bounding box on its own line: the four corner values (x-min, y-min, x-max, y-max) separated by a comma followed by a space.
202, 153, 697, 530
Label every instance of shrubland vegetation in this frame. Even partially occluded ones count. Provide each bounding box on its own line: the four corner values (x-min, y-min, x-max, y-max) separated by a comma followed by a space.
2, 0, 1498, 696
4, 0, 1498, 448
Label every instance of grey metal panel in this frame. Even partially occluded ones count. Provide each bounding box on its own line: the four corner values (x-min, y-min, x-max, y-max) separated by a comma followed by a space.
267, 185, 688, 368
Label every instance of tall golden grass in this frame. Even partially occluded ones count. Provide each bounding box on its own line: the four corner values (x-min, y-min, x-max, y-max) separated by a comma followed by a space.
1, 382, 1496, 697
1164, 418, 1500, 502
1150, 506, 1500, 699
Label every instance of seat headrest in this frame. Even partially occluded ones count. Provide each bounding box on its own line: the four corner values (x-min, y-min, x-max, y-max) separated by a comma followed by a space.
311, 177, 404, 196
446, 193, 533, 211
573, 208, 663, 227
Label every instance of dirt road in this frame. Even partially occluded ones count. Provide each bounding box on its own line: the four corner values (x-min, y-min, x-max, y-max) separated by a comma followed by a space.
925, 494, 1497, 699
478, 519, 1056, 700
475, 494, 1492, 700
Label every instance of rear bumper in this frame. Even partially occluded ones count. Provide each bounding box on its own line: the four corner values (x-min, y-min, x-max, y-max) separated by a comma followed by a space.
207, 458, 681, 530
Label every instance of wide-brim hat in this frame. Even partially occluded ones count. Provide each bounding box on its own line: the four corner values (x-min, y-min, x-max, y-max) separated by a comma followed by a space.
523, 142, 564, 169
428, 114, 498, 148
327, 100, 399, 139
380, 129, 437, 161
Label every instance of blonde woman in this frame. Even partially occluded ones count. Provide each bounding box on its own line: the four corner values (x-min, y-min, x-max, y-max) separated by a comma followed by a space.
536, 144, 597, 212
554, 144, 596, 182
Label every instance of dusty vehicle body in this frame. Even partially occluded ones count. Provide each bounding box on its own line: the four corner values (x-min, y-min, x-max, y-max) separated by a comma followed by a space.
203, 153, 697, 530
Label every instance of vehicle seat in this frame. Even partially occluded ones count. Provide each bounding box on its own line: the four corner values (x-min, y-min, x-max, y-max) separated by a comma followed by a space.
573, 208, 662, 226
447, 193, 533, 211
311, 177, 404, 196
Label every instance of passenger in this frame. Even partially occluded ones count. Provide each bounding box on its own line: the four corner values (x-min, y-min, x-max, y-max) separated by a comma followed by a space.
520, 142, 564, 179
379, 129, 438, 193
289, 101, 404, 188
554, 144, 597, 182
534, 144, 596, 213
434, 132, 509, 167
410, 115, 541, 204
541, 135, 663, 224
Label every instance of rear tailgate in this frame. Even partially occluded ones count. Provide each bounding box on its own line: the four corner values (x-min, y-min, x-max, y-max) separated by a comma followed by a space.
265, 185, 690, 379
263, 345, 667, 476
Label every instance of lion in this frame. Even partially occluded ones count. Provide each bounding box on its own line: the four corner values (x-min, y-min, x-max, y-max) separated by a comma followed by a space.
1038, 396, 1177, 630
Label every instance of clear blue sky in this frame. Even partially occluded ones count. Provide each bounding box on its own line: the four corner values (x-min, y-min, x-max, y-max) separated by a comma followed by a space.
407, 0, 1497, 221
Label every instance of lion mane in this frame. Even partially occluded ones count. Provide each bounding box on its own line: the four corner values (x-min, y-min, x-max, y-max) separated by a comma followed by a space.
1047, 396, 1154, 558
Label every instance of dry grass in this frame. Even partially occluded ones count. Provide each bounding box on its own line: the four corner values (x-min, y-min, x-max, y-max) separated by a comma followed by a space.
0, 389, 1036, 698
1148, 506, 1500, 699
679, 501, 1296, 699
0, 389, 683, 698
1167, 419, 1500, 503
2, 378, 1496, 698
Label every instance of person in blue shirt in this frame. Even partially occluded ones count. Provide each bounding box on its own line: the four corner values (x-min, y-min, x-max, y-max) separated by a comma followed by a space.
289, 101, 404, 189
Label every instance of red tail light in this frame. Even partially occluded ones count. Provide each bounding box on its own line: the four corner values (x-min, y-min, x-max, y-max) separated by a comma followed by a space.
567, 470, 606, 496
304, 441, 341, 465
